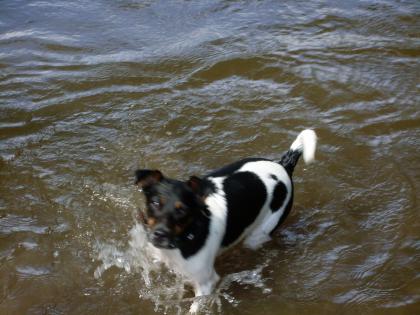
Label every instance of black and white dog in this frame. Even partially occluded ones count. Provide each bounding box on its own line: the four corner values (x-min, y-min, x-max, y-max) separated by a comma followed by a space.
135, 129, 317, 312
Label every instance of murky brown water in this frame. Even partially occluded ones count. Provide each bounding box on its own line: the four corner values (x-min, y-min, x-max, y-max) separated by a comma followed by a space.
1, 0, 419, 314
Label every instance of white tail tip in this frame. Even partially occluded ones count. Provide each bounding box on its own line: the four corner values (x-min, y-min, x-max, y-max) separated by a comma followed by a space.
290, 129, 317, 164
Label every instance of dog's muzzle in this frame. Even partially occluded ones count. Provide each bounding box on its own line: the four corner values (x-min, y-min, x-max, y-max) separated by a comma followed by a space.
149, 228, 177, 249
138, 210, 177, 249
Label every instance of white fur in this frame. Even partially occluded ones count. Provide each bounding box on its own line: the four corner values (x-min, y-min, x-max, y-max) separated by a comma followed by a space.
155, 160, 294, 312
155, 177, 225, 311
147, 130, 317, 313
237, 161, 292, 249
290, 129, 317, 164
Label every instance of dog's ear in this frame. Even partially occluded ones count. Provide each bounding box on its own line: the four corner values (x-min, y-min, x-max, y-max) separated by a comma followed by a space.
187, 176, 213, 197
187, 176, 202, 194
135, 169, 163, 190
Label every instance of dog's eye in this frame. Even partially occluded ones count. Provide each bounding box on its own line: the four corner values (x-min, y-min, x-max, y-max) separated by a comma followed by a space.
150, 201, 160, 211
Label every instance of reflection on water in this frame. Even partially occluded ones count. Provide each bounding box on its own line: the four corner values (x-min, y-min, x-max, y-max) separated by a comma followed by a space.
1, 0, 419, 314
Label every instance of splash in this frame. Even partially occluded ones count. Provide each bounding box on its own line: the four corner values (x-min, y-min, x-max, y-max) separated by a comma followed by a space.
94, 223, 272, 314
94, 223, 163, 286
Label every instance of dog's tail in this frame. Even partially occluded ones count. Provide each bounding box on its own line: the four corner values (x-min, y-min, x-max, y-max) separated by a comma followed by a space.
280, 129, 317, 176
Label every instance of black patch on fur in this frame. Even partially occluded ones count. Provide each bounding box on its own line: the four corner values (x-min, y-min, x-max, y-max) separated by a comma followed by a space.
270, 174, 278, 181
221, 171, 267, 247
270, 181, 287, 212
279, 150, 301, 176
177, 211, 211, 259
207, 158, 270, 178
270, 183, 294, 235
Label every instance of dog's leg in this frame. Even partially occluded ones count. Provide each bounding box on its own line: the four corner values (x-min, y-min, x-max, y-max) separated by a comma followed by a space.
193, 270, 219, 296
243, 209, 284, 250
243, 232, 271, 250
189, 269, 220, 313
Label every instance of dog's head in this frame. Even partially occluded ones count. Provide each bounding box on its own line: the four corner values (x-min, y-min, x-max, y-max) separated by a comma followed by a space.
135, 169, 209, 249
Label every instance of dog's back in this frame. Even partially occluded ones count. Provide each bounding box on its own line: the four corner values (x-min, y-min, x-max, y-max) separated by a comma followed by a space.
204, 129, 317, 251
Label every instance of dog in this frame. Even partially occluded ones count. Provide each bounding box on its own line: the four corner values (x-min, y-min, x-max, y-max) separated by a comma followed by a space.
135, 129, 317, 312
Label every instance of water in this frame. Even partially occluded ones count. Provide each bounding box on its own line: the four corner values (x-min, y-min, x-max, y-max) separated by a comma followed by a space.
0, 0, 419, 314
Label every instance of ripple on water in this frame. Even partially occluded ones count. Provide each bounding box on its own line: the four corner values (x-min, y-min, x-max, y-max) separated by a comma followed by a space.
0, 214, 48, 235
354, 252, 390, 277
0, 0, 419, 314
15, 266, 51, 278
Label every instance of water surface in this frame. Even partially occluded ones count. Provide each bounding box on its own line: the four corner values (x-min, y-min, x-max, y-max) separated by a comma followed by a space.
1, 0, 419, 314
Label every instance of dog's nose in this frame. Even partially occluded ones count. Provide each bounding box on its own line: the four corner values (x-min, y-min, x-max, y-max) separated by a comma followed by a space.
153, 229, 169, 239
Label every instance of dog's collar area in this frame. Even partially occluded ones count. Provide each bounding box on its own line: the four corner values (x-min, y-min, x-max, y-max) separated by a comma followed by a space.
175, 232, 195, 245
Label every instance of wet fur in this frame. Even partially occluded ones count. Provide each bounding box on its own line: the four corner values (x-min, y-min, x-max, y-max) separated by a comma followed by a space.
135, 129, 317, 312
